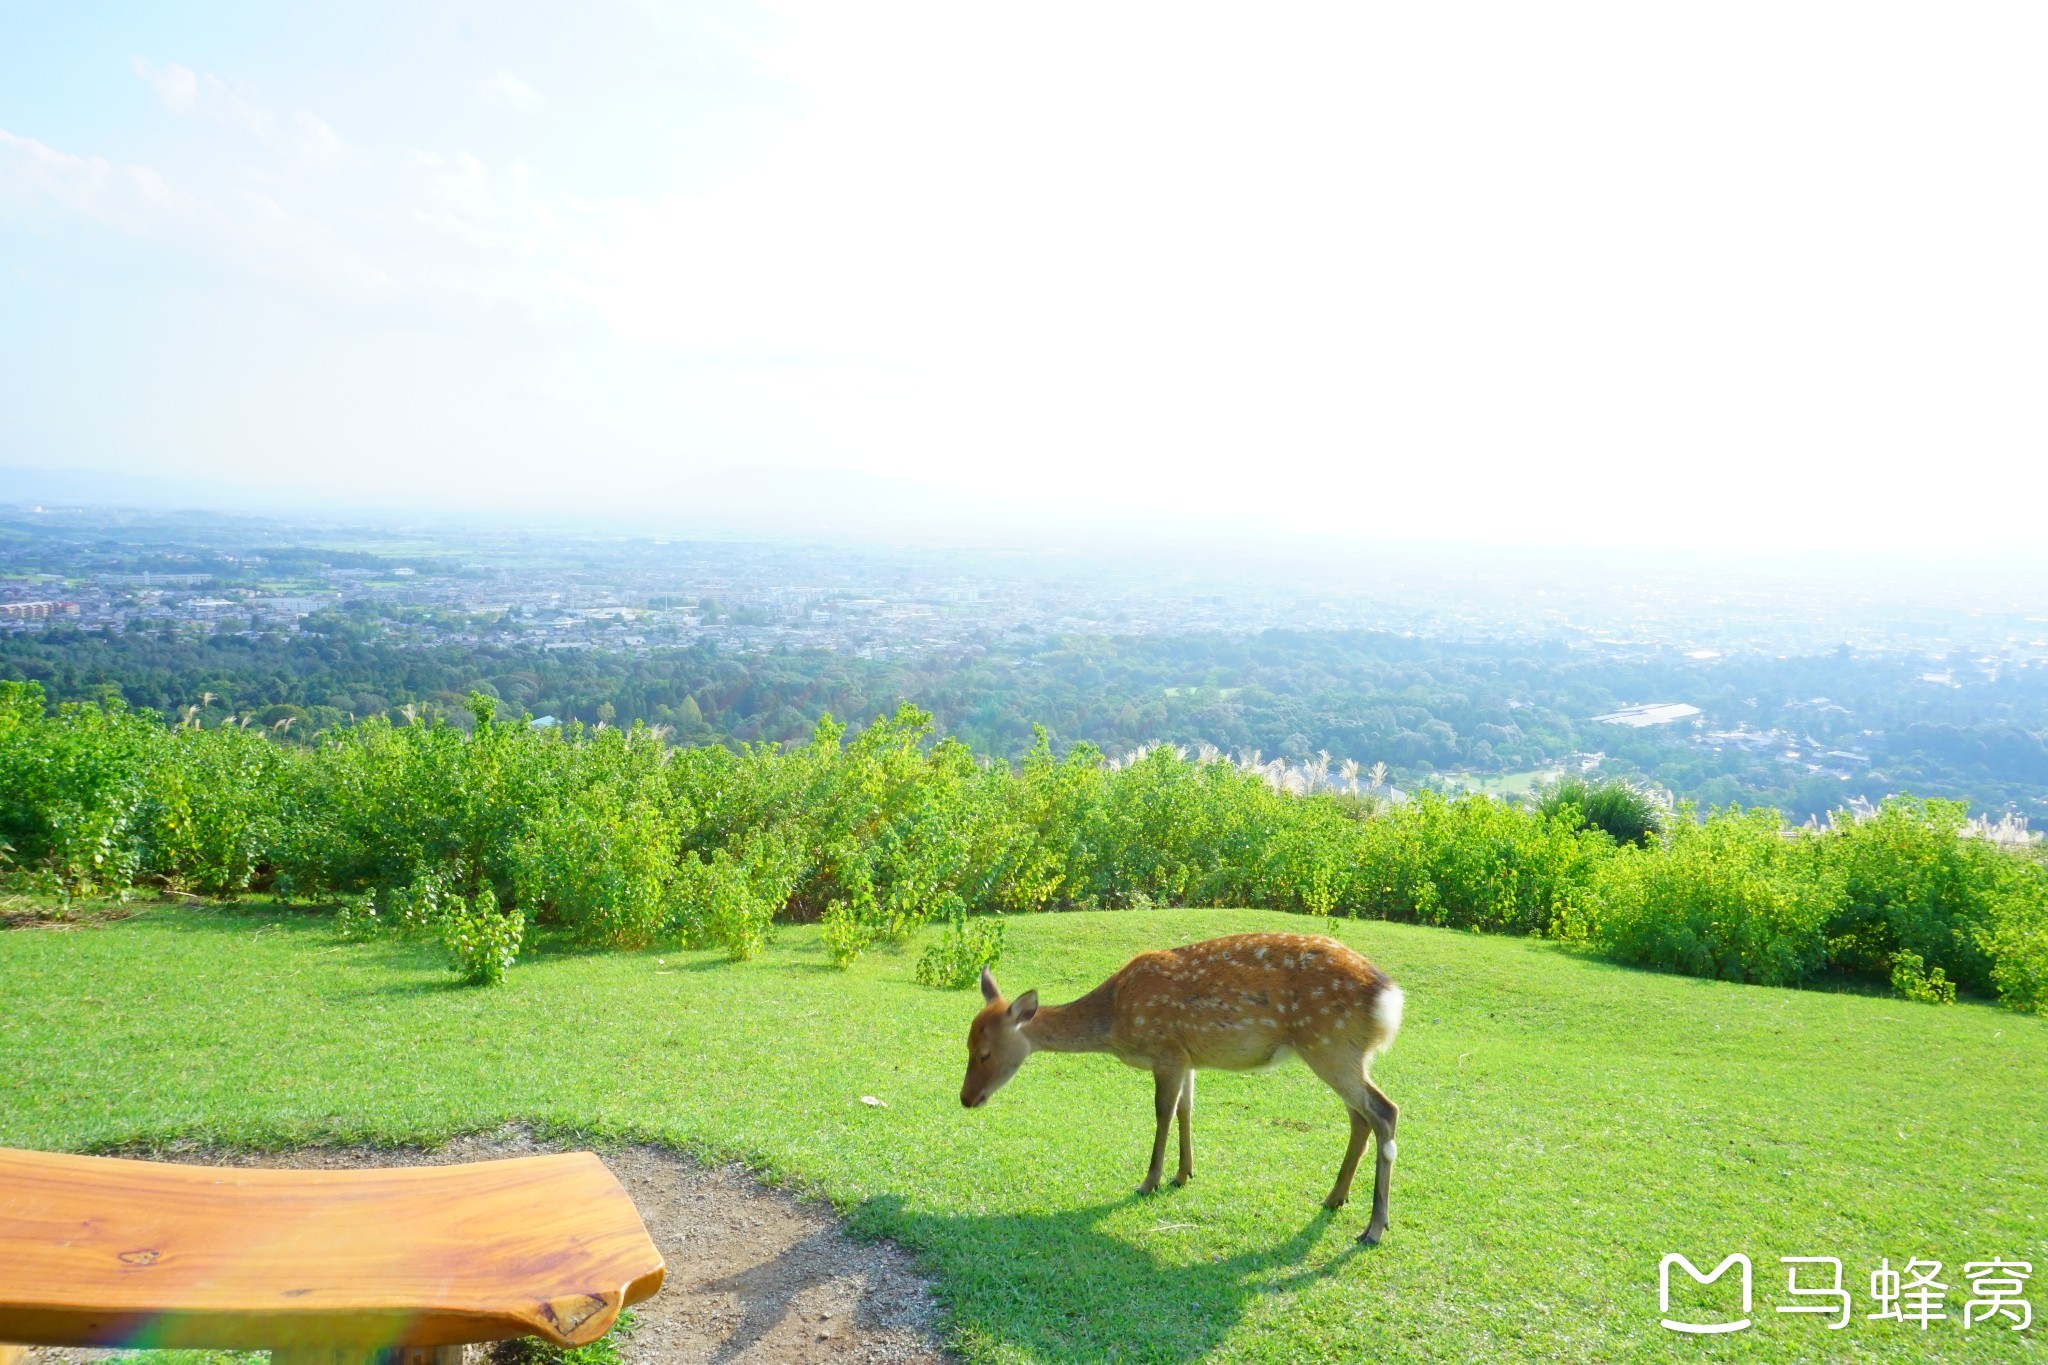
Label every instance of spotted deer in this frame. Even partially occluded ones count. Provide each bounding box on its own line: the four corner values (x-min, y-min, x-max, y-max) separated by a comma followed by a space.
960, 931, 1406, 1244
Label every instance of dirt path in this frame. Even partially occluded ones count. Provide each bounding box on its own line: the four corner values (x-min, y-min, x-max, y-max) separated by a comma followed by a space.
15, 1131, 951, 1365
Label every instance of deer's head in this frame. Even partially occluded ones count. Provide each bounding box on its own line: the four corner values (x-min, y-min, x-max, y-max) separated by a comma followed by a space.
960, 967, 1037, 1108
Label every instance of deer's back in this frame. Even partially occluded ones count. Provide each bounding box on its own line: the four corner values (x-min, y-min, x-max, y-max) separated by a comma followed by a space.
1106, 932, 1400, 1071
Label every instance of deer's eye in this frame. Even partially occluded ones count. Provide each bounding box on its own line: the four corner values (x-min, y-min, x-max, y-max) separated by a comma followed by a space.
978, 1051, 991, 1062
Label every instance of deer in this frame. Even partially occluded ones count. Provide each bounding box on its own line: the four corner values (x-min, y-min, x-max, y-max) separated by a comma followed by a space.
960, 931, 1405, 1244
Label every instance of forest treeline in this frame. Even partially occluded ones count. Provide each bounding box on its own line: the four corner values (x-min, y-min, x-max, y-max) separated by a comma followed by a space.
5, 617, 2048, 817
3, 680, 2043, 1009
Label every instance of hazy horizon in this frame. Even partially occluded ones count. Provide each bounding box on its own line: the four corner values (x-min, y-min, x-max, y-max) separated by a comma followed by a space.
10, 486, 2048, 608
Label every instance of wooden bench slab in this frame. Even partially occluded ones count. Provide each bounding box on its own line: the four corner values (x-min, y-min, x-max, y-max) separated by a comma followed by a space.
0, 1148, 666, 1354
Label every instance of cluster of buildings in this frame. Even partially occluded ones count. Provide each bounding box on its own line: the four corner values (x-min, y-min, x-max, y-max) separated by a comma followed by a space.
0, 600, 79, 621
8, 508, 2048, 673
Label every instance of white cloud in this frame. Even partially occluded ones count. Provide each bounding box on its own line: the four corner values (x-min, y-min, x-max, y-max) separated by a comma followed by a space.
292, 111, 347, 166
477, 71, 542, 112
132, 56, 198, 112
132, 56, 352, 166
0, 127, 391, 297
0, 128, 182, 234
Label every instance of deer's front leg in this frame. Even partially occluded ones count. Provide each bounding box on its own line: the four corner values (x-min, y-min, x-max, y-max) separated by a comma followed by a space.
1139, 1065, 1186, 1194
1325, 1107, 1370, 1209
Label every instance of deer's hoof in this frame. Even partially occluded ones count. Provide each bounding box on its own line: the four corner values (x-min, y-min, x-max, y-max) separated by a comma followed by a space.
1322, 1195, 1348, 1211
1136, 1180, 1160, 1196
1359, 1222, 1388, 1247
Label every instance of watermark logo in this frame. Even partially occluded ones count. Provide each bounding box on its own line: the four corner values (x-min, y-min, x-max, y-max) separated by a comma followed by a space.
1660, 1253, 2030, 1336
1659, 1253, 1752, 1334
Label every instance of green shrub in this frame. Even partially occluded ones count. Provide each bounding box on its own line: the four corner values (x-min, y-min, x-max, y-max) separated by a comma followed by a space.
1572, 806, 1844, 987
146, 724, 287, 896
1888, 950, 1956, 1005
1822, 796, 1999, 995
1343, 792, 1603, 935
676, 836, 800, 962
0, 681, 159, 897
513, 730, 681, 948
914, 902, 1005, 989
291, 692, 555, 906
335, 892, 380, 941
1972, 862, 2048, 1014
387, 868, 457, 933
1, 681, 2044, 1013
1535, 776, 1665, 849
442, 883, 523, 985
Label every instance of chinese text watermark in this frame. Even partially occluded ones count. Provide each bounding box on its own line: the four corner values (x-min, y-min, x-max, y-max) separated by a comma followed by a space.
1659, 1252, 2030, 1335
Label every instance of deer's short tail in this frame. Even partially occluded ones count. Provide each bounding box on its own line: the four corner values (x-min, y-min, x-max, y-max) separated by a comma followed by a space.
1369, 982, 1405, 1060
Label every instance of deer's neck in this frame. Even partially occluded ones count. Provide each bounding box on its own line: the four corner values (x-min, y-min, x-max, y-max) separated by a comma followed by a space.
1023, 980, 1117, 1054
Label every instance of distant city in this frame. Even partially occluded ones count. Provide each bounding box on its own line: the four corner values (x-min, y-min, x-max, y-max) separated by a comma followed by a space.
8, 504, 2048, 659
5, 502, 2047, 825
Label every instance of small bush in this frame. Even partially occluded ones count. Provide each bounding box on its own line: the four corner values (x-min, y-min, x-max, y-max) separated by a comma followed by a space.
146, 725, 285, 896
1889, 950, 1956, 1005
1973, 866, 2048, 1014
514, 765, 679, 949
1536, 776, 1665, 849
442, 884, 523, 984
389, 869, 455, 933
915, 905, 1005, 989
675, 838, 797, 963
335, 892, 380, 941
820, 899, 875, 969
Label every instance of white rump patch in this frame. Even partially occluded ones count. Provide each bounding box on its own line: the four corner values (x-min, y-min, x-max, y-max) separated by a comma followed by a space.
1372, 985, 1406, 1050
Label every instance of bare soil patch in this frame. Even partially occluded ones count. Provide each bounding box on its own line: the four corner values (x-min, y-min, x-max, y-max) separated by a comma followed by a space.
15, 1129, 949, 1365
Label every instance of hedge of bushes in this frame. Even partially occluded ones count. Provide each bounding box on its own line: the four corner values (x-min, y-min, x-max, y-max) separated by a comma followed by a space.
2, 680, 2043, 1010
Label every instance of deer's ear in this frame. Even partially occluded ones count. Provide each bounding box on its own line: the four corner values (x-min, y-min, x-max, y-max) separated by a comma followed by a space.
1009, 989, 1039, 1023
980, 967, 1002, 1002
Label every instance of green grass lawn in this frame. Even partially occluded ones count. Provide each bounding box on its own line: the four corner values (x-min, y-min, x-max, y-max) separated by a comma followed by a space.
2, 904, 2043, 1362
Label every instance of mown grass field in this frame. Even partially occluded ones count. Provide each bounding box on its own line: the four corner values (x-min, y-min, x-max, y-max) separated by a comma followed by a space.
1441, 768, 1562, 797
2, 903, 2043, 1362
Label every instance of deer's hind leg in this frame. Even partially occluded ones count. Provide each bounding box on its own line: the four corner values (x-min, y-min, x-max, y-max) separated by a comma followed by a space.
1353, 1075, 1399, 1246
1306, 1049, 1400, 1244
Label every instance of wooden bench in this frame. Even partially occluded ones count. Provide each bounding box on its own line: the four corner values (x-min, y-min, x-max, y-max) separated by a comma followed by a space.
0, 1147, 666, 1365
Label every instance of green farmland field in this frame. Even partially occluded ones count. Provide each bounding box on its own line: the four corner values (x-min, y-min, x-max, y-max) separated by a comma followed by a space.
2, 904, 2042, 1361
1441, 768, 1563, 798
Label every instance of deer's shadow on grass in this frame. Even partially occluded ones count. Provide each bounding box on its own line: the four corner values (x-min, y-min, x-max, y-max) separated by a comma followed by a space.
846, 1193, 1373, 1363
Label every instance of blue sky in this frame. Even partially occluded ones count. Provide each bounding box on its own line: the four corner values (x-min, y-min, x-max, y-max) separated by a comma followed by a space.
3, 3, 2045, 553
